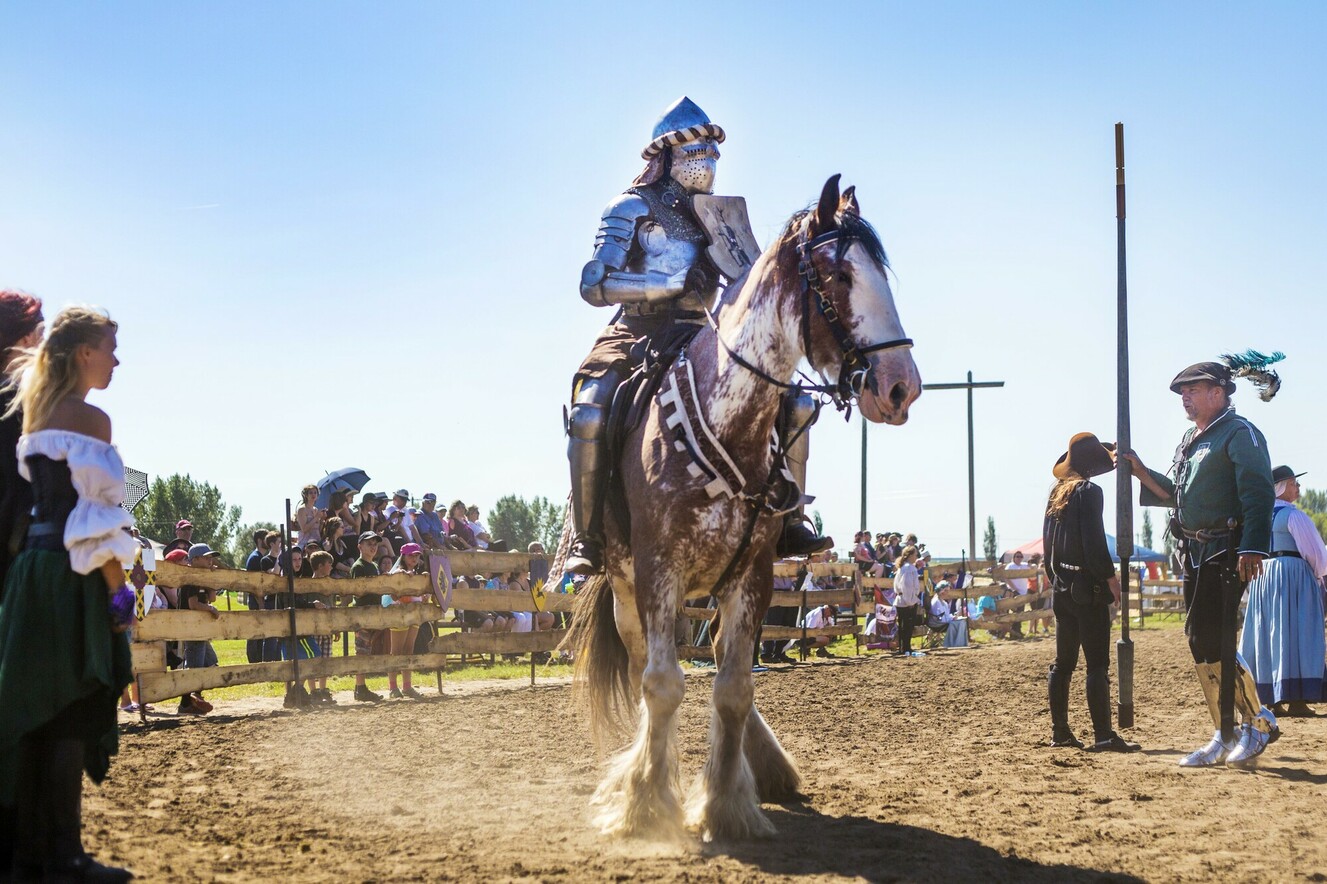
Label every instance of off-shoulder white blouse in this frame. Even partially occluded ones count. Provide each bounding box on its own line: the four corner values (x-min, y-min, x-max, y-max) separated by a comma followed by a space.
16, 429, 138, 575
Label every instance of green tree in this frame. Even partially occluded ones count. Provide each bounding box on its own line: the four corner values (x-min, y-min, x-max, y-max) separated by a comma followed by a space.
982, 516, 997, 563
1140, 510, 1154, 550
487, 494, 566, 552
230, 520, 278, 568
1299, 487, 1327, 542
811, 509, 823, 536
136, 473, 243, 565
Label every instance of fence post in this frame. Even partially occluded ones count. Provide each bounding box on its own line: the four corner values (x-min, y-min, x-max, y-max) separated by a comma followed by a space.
283, 499, 306, 709
798, 564, 810, 662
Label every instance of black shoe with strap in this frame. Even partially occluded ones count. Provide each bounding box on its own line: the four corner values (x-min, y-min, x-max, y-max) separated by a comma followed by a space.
777, 517, 833, 558
566, 536, 604, 576
1086, 733, 1141, 753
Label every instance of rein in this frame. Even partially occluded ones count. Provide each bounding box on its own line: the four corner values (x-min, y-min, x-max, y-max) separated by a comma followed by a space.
702, 226, 913, 415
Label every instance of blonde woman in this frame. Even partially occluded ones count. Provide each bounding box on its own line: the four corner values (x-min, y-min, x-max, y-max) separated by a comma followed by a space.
0, 306, 137, 880
893, 545, 923, 657
294, 483, 323, 547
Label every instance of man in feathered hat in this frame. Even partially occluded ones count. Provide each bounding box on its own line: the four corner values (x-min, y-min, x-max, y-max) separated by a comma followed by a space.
1122, 351, 1283, 769
563, 96, 831, 575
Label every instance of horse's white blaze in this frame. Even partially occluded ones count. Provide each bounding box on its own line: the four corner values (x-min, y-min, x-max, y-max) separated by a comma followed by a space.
843, 246, 906, 350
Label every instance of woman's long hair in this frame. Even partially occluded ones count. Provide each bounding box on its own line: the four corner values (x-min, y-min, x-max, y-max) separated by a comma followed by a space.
2, 305, 116, 433
895, 544, 919, 573
1046, 473, 1087, 518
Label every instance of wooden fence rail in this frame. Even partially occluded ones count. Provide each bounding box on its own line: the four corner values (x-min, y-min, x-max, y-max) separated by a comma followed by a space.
131, 558, 865, 704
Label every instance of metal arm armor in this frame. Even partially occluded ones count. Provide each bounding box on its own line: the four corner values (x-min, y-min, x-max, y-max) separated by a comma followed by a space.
580, 193, 687, 307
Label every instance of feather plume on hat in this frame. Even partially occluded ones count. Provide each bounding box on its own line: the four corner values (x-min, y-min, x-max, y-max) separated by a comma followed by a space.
1221, 349, 1285, 402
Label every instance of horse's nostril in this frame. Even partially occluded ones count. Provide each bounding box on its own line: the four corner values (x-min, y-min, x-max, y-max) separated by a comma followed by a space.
889, 382, 909, 408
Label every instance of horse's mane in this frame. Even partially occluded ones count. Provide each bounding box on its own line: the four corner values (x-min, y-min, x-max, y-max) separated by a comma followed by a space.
769, 207, 891, 286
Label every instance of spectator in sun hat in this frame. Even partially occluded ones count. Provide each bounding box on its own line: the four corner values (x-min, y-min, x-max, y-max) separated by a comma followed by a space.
162, 519, 194, 556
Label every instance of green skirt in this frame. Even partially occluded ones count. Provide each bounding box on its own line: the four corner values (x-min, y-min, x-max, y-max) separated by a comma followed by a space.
0, 549, 132, 802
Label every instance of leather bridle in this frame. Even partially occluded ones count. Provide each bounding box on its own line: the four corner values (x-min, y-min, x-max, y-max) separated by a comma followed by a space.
703, 225, 913, 413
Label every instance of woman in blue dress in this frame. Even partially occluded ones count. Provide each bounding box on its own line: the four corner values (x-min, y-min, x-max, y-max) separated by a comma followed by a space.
1239, 465, 1327, 717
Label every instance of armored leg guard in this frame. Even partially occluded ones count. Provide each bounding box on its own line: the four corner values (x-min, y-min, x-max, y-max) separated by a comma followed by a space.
1180, 663, 1236, 767
776, 392, 833, 558
1195, 662, 1224, 730
1226, 653, 1279, 769
566, 373, 618, 576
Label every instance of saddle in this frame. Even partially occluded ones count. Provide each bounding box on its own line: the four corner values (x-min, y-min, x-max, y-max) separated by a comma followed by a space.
601, 322, 702, 538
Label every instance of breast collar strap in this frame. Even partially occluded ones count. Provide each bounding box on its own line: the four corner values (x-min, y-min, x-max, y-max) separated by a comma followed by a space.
701, 226, 912, 416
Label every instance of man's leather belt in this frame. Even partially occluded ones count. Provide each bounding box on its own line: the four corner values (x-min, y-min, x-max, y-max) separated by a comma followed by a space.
1178, 526, 1234, 543
1270, 550, 1303, 559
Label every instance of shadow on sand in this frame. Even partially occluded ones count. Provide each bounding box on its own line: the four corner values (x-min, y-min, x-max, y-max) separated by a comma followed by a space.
705, 803, 1145, 883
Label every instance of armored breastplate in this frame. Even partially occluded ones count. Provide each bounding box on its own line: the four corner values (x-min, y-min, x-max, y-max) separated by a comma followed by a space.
25, 455, 77, 549
624, 179, 718, 313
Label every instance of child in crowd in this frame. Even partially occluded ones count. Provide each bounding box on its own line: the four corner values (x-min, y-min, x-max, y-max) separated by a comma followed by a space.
350, 531, 385, 703
307, 550, 337, 704
383, 543, 426, 699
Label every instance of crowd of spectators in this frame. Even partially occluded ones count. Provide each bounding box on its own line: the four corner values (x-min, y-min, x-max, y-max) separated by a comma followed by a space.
136, 486, 551, 714
134, 504, 1052, 717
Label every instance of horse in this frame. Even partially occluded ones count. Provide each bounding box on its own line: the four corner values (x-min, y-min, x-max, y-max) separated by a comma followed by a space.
562, 174, 922, 841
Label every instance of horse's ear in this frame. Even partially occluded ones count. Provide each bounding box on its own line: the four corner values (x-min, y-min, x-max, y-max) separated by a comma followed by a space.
810, 174, 842, 236
841, 184, 860, 215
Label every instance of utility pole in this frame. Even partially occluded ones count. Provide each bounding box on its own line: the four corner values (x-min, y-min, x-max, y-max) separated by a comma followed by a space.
922, 372, 1005, 560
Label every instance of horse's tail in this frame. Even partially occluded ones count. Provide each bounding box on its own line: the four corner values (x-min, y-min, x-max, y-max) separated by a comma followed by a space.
561, 572, 632, 743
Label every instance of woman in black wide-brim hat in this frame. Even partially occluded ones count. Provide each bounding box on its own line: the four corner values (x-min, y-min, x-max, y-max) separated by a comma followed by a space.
1042, 432, 1140, 752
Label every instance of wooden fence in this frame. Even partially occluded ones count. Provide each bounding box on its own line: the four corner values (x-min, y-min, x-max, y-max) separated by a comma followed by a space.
129, 555, 864, 703
128, 556, 1187, 708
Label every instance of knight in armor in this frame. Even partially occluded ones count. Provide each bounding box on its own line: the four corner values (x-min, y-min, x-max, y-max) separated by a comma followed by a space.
565, 96, 831, 575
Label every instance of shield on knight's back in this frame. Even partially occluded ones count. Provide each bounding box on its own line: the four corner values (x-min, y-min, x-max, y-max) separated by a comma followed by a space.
692, 194, 761, 280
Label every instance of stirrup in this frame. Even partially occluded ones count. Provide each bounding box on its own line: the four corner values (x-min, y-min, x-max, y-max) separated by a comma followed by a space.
566, 536, 604, 576
1179, 730, 1236, 767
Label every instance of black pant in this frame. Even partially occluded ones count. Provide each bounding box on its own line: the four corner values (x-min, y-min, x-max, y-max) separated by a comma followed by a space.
1183, 555, 1235, 665
897, 605, 918, 653
1049, 589, 1113, 741
761, 604, 798, 657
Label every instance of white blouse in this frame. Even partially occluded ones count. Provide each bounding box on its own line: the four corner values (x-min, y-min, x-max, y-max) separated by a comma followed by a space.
1278, 501, 1327, 579
16, 429, 138, 575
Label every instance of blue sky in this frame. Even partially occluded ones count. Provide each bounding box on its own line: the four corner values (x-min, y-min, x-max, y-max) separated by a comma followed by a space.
3, 2, 1323, 555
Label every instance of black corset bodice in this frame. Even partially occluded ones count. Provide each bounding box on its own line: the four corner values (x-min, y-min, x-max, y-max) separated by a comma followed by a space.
25, 455, 77, 550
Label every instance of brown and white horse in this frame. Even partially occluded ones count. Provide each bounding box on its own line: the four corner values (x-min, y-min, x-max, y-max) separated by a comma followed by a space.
564, 175, 921, 841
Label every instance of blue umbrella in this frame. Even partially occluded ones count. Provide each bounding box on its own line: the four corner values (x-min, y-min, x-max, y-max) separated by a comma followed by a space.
315, 468, 371, 510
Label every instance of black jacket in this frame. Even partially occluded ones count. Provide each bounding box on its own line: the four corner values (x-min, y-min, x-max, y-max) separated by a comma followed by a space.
1043, 481, 1115, 594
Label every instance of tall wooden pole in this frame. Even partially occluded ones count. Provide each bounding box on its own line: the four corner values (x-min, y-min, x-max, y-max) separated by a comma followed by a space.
860, 413, 868, 531
1115, 123, 1136, 729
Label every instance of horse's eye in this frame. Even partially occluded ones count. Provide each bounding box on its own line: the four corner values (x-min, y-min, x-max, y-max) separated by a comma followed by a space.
837, 272, 851, 284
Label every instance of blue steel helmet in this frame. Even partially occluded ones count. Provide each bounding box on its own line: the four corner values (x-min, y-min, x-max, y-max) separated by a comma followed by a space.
641, 96, 726, 160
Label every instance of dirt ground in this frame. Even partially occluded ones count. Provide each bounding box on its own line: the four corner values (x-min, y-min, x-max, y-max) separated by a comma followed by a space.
87, 627, 1327, 883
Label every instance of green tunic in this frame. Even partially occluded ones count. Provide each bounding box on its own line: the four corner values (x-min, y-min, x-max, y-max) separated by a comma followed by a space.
1139, 407, 1274, 563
